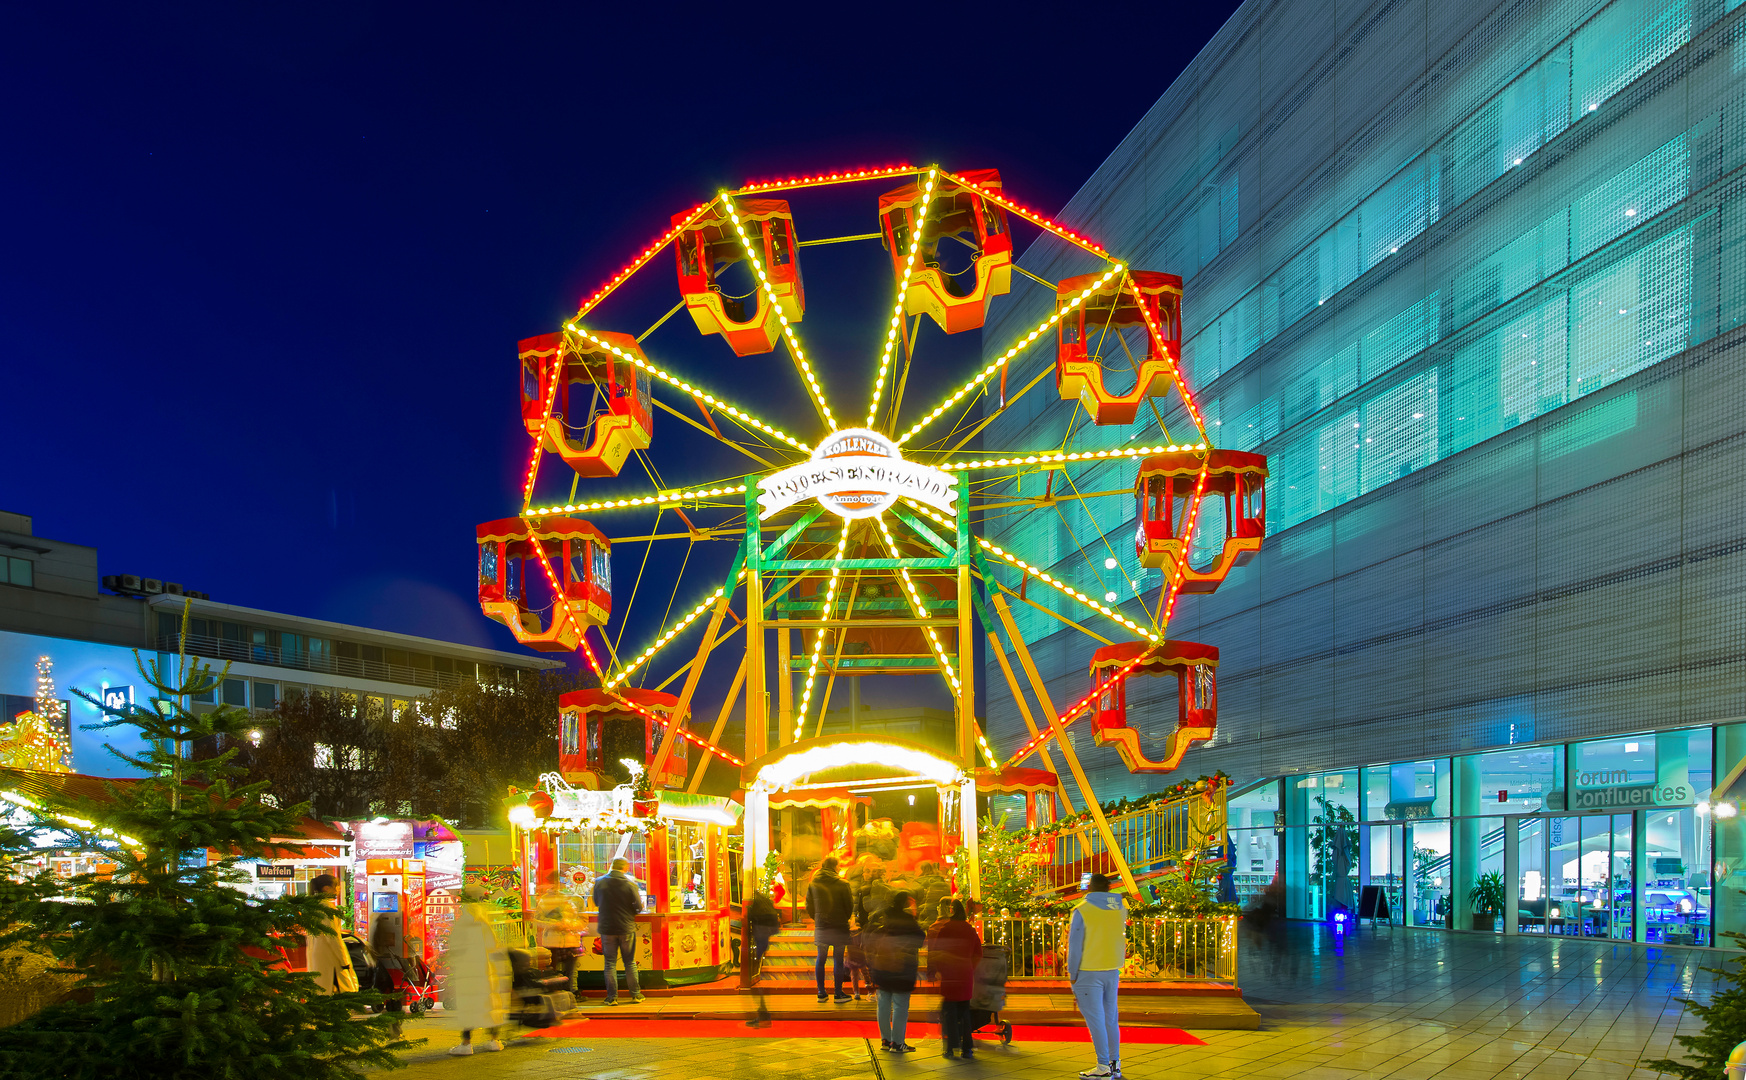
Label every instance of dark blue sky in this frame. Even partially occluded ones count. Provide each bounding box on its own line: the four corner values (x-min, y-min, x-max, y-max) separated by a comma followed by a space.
0, 1, 1240, 691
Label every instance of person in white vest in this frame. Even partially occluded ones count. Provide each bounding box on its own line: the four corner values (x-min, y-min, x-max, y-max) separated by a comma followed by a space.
1068, 873, 1127, 1079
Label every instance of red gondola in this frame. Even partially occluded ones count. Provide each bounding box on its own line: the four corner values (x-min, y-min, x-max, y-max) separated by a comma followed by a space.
1134, 449, 1268, 593
878, 169, 1012, 334
673, 199, 804, 356
476, 518, 611, 653
558, 688, 689, 791
1055, 270, 1183, 425
1087, 640, 1218, 774
519, 332, 653, 478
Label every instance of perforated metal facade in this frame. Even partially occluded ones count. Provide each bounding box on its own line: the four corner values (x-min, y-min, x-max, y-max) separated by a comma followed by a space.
981, 0, 1746, 801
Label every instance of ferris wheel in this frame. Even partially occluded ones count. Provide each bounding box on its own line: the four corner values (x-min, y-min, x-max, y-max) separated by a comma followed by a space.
474, 164, 1268, 893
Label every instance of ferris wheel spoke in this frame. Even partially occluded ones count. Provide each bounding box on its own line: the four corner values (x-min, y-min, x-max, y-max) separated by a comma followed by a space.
648, 397, 784, 471
872, 516, 960, 695
564, 325, 813, 453
791, 521, 852, 742
524, 481, 751, 520
719, 192, 838, 430
904, 499, 1157, 644
867, 166, 940, 430
571, 199, 723, 322
895, 264, 1126, 448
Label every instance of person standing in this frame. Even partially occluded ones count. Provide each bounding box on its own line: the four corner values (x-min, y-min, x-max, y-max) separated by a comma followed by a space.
1068, 873, 1127, 1079
926, 898, 983, 1060
591, 857, 645, 1005
866, 891, 924, 1053
805, 855, 854, 1004
533, 869, 584, 993
304, 874, 360, 995
747, 889, 781, 972
444, 884, 511, 1055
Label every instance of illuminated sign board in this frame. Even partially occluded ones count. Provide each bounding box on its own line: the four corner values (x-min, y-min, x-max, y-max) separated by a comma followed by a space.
756, 428, 957, 521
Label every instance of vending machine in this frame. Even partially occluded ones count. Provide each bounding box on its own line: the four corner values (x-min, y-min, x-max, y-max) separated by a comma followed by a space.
363, 858, 427, 959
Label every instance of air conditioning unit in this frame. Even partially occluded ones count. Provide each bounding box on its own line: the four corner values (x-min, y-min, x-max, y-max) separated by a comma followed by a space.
187, 590, 210, 601
118, 574, 142, 592
101, 575, 119, 591
141, 579, 163, 594
164, 582, 184, 595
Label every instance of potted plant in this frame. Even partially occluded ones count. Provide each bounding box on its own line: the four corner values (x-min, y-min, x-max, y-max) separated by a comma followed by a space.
1468, 871, 1506, 931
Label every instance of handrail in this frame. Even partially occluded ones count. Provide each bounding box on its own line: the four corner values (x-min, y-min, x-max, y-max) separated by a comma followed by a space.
982, 912, 1238, 984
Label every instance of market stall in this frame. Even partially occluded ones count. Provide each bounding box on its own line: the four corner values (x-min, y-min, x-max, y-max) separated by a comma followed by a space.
506, 779, 740, 987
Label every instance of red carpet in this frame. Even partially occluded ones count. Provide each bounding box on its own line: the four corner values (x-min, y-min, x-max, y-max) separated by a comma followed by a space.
529, 1018, 1204, 1045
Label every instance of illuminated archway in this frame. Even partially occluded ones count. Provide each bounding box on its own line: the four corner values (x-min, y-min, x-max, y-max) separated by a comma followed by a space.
741, 735, 979, 903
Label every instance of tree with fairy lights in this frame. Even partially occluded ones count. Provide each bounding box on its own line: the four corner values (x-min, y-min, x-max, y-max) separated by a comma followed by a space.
0, 656, 71, 773
0, 604, 409, 1078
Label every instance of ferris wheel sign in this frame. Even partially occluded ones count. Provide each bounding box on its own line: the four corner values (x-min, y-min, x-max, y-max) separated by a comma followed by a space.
756, 428, 957, 521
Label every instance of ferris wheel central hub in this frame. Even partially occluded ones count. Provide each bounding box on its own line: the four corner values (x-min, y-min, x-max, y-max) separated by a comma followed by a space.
755, 427, 957, 521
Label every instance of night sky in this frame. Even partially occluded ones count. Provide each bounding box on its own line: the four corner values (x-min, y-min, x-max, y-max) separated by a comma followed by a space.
1, 2, 1242, 707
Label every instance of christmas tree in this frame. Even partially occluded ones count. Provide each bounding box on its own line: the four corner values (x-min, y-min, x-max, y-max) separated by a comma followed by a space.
977, 814, 1050, 913
0, 656, 72, 773
1644, 930, 1746, 1079
0, 604, 408, 1078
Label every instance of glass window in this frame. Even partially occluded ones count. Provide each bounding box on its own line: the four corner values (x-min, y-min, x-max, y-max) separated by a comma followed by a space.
5, 557, 32, 587
1644, 806, 1710, 946
987, 793, 1025, 828
1408, 820, 1452, 927
1231, 827, 1279, 907
1454, 815, 1506, 931
1362, 759, 1449, 820
222, 679, 248, 707
1569, 731, 1704, 812
1228, 778, 1280, 831
251, 682, 278, 711
1455, 745, 1563, 816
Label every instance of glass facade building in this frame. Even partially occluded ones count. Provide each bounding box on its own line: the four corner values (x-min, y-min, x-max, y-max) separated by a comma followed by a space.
980, 0, 1746, 941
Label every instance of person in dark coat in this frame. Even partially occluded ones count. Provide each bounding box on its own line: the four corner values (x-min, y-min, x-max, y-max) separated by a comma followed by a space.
915, 863, 950, 922
865, 890, 925, 1053
747, 890, 781, 969
805, 855, 855, 1003
926, 898, 984, 1059
590, 857, 645, 1004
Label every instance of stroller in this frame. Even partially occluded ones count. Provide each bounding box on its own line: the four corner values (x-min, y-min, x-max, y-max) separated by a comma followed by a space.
506, 946, 575, 1029
967, 944, 1014, 1044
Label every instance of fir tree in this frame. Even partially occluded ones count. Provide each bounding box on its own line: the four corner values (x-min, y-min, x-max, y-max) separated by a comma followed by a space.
977, 814, 1050, 913
0, 604, 409, 1078
1643, 931, 1746, 1079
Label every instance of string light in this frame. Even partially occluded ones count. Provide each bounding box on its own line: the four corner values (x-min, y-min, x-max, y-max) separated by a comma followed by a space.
874, 517, 959, 691
721, 192, 835, 428
0, 656, 71, 773
573, 200, 718, 320
926, 443, 1206, 471
1000, 648, 1157, 769
737, 165, 914, 193
896, 264, 1126, 447
900, 500, 1159, 642
868, 166, 938, 428
1128, 274, 1209, 441
794, 523, 852, 741
940, 171, 1108, 258
1157, 465, 1211, 628
525, 484, 749, 519
983, 541, 1158, 642
565, 326, 812, 452
605, 580, 741, 690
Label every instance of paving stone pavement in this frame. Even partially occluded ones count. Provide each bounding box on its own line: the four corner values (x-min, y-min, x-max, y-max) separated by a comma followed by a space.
383, 922, 1728, 1079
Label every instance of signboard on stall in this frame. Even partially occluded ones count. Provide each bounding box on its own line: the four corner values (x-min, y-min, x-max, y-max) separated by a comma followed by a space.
255, 864, 297, 881
355, 820, 415, 860
415, 839, 465, 895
